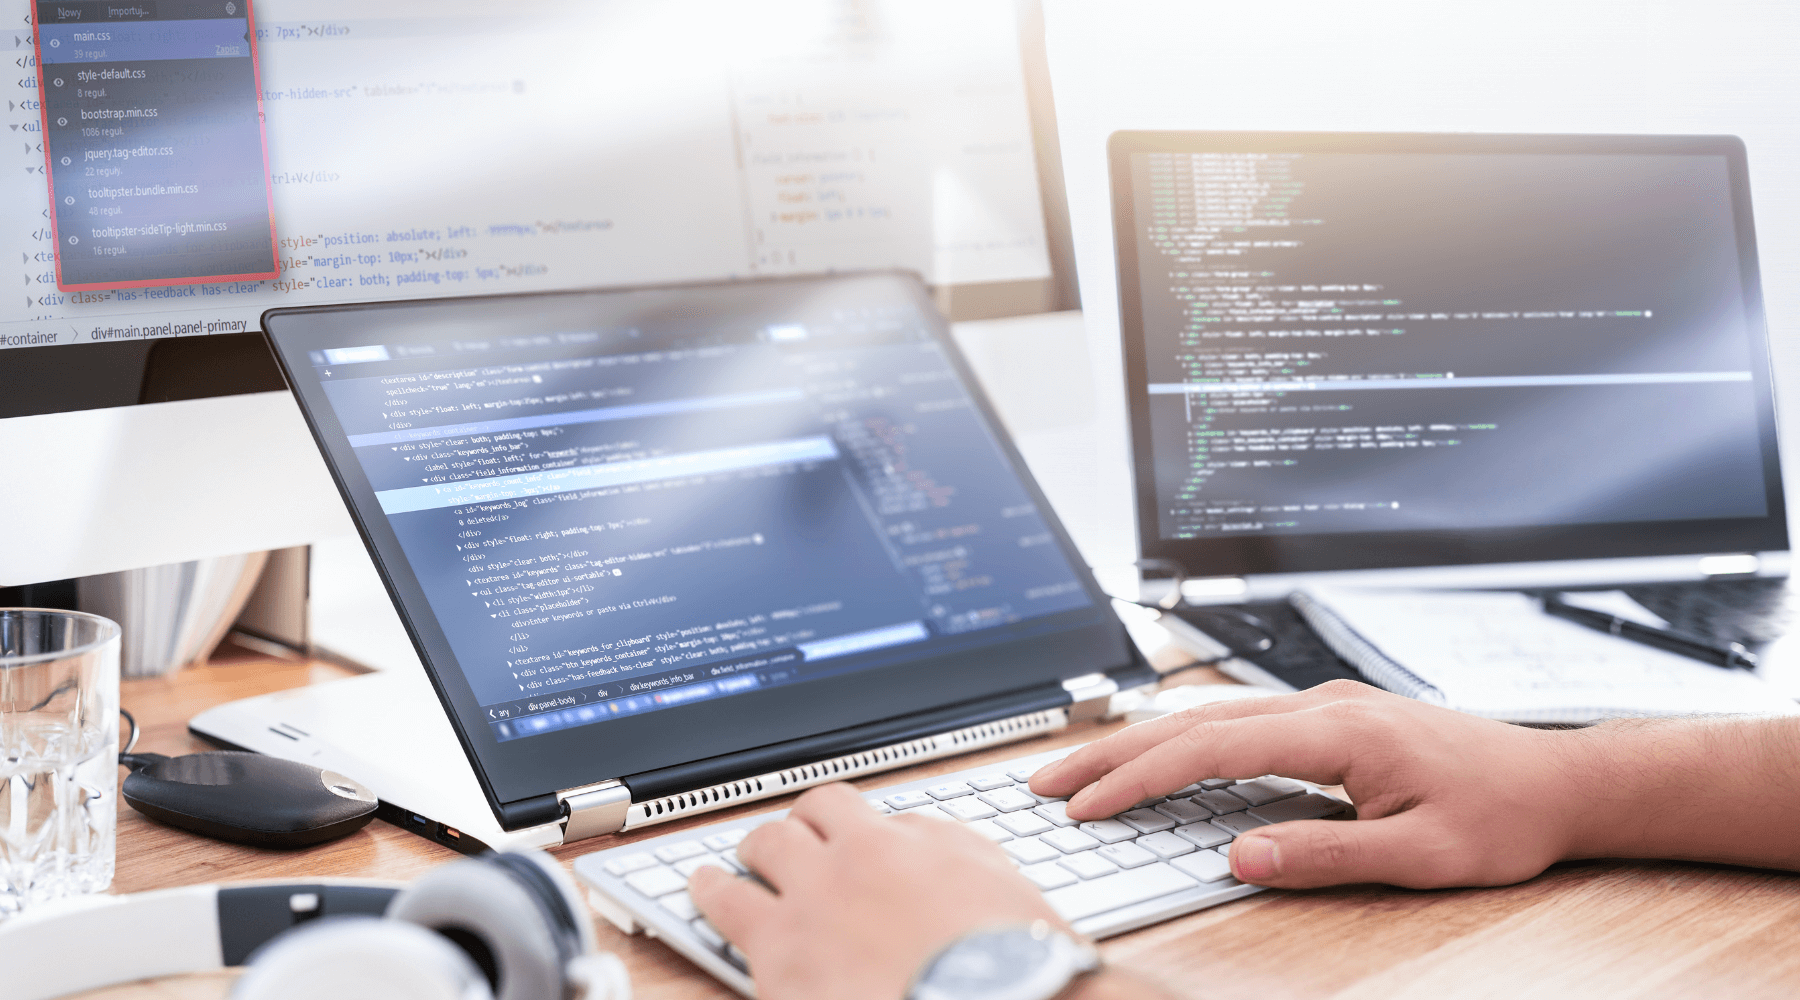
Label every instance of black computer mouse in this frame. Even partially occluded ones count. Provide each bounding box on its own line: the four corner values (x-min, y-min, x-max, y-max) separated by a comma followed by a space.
121, 751, 379, 848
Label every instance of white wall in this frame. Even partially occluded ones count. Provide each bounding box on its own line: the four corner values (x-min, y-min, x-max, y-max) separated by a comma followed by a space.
1045, 0, 1800, 568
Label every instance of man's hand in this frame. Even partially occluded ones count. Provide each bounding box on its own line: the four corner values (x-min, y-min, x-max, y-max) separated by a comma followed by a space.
688, 783, 1067, 999
1033, 679, 1576, 889
1031, 679, 1800, 890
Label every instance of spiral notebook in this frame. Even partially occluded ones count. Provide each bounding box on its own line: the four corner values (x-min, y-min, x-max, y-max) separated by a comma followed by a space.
1290, 588, 1800, 723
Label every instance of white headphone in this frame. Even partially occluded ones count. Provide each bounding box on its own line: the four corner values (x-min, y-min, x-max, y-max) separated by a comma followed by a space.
2, 849, 631, 1000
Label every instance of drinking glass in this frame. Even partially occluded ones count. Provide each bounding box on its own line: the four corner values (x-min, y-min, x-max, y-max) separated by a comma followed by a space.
1, 608, 121, 920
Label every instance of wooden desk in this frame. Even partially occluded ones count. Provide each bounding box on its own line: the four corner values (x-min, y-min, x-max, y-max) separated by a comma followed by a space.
90, 649, 1800, 999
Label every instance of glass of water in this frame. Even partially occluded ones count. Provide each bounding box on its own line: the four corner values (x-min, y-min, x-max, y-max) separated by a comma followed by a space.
1, 608, 121, 920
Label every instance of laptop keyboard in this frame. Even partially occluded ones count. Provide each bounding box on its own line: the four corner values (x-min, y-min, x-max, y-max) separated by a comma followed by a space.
574, 743, 1354, 992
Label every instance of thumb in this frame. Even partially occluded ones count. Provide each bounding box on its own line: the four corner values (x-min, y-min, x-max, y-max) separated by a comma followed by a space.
1229, 813, 1450, 889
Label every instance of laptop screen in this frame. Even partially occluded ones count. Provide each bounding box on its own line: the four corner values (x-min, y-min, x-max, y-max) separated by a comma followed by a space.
266, 273, 1132, 810
1109, 132, 1787, 578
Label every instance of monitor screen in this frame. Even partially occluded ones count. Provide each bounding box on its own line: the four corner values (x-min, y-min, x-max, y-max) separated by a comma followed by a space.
265, 272, 1132, 806
3, 0, 1059, 413
1110, 132, 1787, 577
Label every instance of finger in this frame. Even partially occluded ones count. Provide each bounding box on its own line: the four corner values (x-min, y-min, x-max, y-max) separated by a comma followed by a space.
1032, 680, 1381, 798
1229, 812, 1450, 889
787, 782, 881, 840
1064, 702, 1367, 820
688, 865, 777, 948
734, 816, 825, 893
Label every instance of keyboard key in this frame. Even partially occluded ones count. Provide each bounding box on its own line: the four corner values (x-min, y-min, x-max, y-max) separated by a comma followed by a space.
1227, 777, 1307, 807
1118, 808, 1176, 834
1135, 831, 1195, 859
1033, 802, 1080, 827
927, 781, 975, 800
1154, 798, 1212, 825
654, 840, 707, 864
1097, 841, 1159, 869
660, 891, 699, 921
1042, 827, 1102, 854
1247, 792, 1354, 825
1211, 812, 1271, 837
691, 918, 727, 952
969, 773, 1014, 791
908, 805, 958, 823
1003, 836, 1063, 865
674, 854, 733, 878
1170, 850, 1234, 883
1019, 861, 1080, 891
602, 852, 658, 877
977, 787, 1038, 813
720, 849, 744, 872
701, 829, 749, 852
1076, 819, 1137, 844
943, 797, 999, 822
996, 811, 1054, 837
1216, 842, 1232, 859
1170, 783, 1204, 796
1193, 789, 1249, 815
1023, 787, 1066, 804
1171, 822, 1232, 850
1044, 863, 1199, 921
1059, 852, 1121, 880
885, 790, 935, 810
1006, 766, 1042, 783
964, 818, 1013, 843
1199, 778, 1236, 790
624, 866, 687, 898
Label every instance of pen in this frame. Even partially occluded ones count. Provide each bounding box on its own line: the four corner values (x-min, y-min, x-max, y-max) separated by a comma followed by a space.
1541, 596, 1759, 670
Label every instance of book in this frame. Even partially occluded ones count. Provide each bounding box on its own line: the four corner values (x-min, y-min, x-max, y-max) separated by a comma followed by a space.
1290, 588, 1800, 723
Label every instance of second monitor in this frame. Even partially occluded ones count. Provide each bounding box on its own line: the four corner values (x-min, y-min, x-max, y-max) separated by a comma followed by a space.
1109, 131, 1787, 590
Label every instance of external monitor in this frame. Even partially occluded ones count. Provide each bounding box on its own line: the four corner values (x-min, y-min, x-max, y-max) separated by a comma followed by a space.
1109, 131, 1789, 596
0, 0, 1075, 588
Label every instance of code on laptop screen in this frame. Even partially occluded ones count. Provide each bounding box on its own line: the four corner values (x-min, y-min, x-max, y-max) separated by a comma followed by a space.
301, 277, 1097, 742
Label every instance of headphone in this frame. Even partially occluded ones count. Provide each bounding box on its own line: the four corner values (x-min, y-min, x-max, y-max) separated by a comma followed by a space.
3, 849, 631, 1000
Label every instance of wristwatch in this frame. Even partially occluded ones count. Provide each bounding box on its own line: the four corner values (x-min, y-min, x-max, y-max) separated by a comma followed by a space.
906, 920, 1101, 1000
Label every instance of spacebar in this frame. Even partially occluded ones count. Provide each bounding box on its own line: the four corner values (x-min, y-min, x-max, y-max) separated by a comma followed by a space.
1043, 863, 1200, 921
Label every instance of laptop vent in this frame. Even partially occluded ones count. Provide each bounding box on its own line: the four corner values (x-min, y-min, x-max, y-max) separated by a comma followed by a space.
621, 706, 1069, 830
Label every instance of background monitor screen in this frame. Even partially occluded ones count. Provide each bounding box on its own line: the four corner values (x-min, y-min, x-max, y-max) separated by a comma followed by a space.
2, 0, 1068, 413
1112, 132, 1788, 577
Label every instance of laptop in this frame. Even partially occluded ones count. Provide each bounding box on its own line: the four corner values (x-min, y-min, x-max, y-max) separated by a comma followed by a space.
193, 272, 1159, 853
1104, 131, 1791, 687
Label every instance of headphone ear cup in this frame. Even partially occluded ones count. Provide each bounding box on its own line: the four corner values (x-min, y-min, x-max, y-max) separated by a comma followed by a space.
385, 856, 572, 1000
231, 916, 494, 1000
496, 849, 598, 957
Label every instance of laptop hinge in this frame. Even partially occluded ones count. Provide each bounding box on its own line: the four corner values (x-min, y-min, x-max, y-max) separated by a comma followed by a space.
1061, 672, 1120, 724
559, 779, 633, 842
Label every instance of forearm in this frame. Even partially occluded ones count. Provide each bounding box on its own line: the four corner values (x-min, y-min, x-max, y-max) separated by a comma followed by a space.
1555, 715, 1800, 870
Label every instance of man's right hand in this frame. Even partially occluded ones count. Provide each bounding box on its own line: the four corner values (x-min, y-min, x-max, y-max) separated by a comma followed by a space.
1033, 679, 1800, 889
1031, 679, 1591, 890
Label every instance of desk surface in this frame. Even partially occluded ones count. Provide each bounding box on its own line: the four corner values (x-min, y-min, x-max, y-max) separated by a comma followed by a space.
86, 648, 1800, 1000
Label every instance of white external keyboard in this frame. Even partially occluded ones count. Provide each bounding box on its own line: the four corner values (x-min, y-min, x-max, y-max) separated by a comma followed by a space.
573, 743, 1354, 996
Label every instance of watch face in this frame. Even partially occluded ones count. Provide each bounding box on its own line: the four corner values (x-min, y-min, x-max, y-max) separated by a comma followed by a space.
932, 930, 1056, 992
916, 925, 1089, 1000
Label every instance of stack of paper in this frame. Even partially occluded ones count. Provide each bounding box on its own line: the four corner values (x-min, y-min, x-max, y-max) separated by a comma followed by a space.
1292, 588, 1800, 723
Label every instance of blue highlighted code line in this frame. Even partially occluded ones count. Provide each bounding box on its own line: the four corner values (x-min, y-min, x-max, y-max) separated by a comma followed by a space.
376, 435, 840, 514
